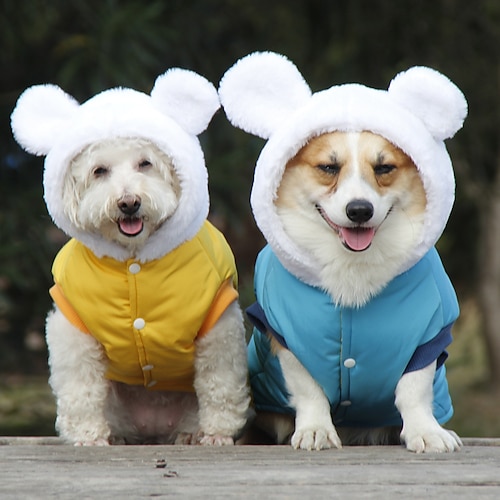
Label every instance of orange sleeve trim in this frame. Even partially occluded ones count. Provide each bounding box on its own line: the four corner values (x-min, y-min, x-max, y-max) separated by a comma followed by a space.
49, 283, 91, 334
197, 277, 239, 338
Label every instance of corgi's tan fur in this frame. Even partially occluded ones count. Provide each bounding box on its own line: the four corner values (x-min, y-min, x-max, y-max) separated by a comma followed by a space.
276, 131, 427, 307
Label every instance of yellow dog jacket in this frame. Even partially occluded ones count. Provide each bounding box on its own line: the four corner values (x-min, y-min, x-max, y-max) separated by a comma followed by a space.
50, 221, 238, 391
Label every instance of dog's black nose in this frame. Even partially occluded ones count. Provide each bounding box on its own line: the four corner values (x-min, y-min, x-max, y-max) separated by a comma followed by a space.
346, 199, 374, 223
118, 194, 141, 215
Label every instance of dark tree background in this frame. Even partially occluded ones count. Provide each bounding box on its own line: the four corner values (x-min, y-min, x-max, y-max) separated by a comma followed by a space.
1, 0, 499, 430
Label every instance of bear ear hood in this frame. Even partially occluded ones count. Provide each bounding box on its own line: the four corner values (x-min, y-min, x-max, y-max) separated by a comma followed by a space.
219, 51, 467, 284
11, 69, 220, 261
218, 51, 312, 139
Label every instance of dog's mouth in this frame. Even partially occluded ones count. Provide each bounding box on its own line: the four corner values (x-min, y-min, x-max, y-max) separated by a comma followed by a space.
315, 204, 375, 252
117, 217, 144, 237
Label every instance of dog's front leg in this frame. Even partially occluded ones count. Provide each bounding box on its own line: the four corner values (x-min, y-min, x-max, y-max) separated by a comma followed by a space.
193, 301, 251, 445
277, 348, 341, 450
46, 307, 111, 446
395, 361, 462, 453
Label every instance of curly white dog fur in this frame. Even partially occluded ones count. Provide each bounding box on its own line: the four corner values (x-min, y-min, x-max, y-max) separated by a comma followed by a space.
11, 70, 251, 446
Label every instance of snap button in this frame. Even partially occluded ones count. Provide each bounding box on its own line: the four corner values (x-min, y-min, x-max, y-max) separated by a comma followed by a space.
142, 364, 154, 371
340, 400, 352, 407
129, 263, 141, 274
147, 380, 157, 388
133, 318, 145, 330
343, 358, 356, 368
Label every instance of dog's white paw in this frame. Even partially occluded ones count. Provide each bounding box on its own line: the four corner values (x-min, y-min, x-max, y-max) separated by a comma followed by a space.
291, 425, 342, 451
74, 438, 110, 447
199, 434, 235, 446
401, 423, 462, 453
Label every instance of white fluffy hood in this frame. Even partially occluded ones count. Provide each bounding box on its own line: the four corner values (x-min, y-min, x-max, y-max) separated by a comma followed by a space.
11, 69, 220, 262
219, 51, 468, 285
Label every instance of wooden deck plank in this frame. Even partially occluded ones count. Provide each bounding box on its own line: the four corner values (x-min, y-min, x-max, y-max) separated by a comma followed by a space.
0, 439, 499, 498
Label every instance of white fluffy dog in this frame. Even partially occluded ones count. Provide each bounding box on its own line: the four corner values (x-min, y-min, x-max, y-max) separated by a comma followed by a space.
11, 70, 251, 445
220, 52, 467, 452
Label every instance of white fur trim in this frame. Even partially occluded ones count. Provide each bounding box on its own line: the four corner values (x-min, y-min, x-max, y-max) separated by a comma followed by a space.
220, 52, 468, 284
11, 70, 219, 261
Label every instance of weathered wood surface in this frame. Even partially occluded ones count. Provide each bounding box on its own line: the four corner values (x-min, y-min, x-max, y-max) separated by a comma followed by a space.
0, 438, 499, 499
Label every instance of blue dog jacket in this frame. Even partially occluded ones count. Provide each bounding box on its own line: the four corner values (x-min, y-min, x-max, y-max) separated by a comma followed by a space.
247, 245, 459, 428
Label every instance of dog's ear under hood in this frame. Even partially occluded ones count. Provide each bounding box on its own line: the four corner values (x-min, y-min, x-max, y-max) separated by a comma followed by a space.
11, 69, 220, 262
219, 51, 467, 285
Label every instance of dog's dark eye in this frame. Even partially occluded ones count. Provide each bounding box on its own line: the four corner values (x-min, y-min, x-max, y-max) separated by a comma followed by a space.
138, 159, 152, 169
374, 164, 396, 175
317, 163, 340, 175
93, 166, 109, 177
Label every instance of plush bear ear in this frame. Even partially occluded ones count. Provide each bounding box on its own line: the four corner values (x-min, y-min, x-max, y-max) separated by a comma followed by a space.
388, 66, 468, 141
151, 68, 220, 136
11, 84, 80, 156
219, 51, 312, 139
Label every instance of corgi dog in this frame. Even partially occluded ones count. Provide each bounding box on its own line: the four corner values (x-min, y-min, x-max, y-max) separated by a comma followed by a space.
219, 52, 467, 452
247, 131, 461, 452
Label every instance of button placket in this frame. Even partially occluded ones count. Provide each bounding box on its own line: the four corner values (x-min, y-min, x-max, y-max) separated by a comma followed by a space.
127, 260, 154, 387
340, 357, 356, 407
338, 309, 354, 414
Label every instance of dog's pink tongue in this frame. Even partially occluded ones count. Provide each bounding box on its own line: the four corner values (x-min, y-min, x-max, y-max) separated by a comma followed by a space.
340, 227, 375, 251
119, 217, 143, 236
